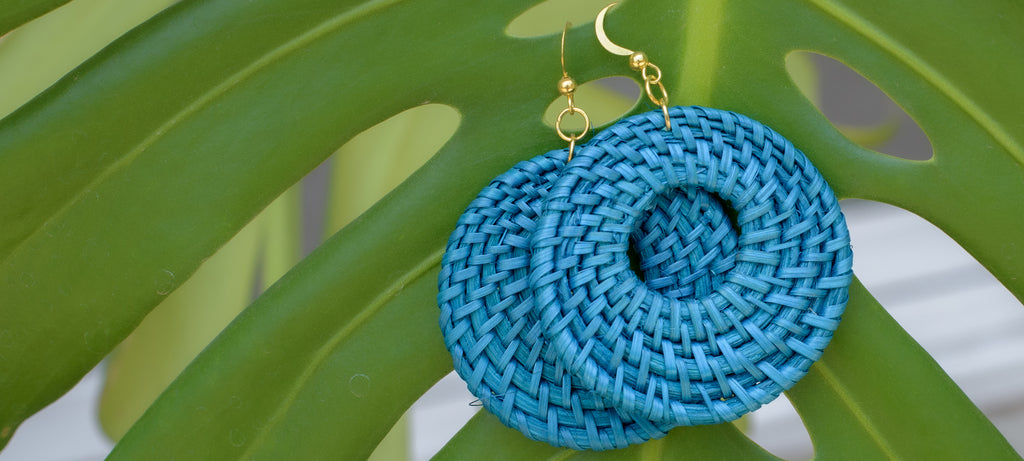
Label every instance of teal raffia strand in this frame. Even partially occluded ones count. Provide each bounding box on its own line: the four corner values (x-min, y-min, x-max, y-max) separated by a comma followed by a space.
439, 106, 852, 450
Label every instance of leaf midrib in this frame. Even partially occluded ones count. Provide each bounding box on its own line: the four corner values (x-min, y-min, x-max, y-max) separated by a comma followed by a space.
807, 0, 1024, 166
0, 0, 403, 268
812, 362, 898, 460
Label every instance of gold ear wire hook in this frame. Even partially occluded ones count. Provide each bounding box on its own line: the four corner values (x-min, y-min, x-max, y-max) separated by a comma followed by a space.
555, 22, 591, 161
596, 3, 671, 131
560, 22, 569, 78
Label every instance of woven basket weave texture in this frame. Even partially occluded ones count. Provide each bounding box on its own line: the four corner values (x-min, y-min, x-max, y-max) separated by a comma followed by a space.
439, 105, 852, 449
531, 106, 853, 427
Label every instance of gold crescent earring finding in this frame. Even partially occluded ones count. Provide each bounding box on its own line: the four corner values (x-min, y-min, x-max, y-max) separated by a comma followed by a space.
596, 3, 671, 130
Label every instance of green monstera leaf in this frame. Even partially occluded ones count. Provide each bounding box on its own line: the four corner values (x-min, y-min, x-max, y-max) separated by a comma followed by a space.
0, 0, 1021, 459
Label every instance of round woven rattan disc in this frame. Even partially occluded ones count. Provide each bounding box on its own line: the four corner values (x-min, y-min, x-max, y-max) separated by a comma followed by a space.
438, 148, 739, 449
530, 106, 853, 426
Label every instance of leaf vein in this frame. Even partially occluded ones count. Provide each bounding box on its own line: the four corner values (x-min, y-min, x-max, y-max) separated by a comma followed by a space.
0, 0, 404, 267
813, 362, 898, 460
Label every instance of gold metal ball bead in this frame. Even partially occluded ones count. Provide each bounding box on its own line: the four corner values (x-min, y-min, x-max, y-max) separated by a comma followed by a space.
558, 76, 577, 95
629, 52, 649, 71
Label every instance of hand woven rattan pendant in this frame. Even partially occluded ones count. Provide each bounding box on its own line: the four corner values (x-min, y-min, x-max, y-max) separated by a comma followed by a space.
437, 8, 852, 451
530, 105, 853, 428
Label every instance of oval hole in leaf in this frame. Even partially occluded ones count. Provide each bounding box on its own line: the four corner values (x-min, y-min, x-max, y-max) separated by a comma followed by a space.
542, 76, 640, 133
747, 392, 814, 461
323, 104, 461, 240
505, 0, 617, 38
409, 371, 479, 460
786, 51, 933, 161
841, 199, 1024, 443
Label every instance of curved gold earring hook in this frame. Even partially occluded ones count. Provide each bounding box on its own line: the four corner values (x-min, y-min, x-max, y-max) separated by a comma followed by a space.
560, 22, 570, 77
556, 22, 591, 160
595, 3, 634, 56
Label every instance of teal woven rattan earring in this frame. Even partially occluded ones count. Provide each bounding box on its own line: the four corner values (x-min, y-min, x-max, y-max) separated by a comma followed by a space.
529, 3, 852, 428
438, 23, 740, 450
438, 7, 853, 451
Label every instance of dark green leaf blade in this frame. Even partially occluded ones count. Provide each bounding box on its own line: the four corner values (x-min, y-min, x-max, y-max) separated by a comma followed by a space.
108, 249, 452, 459
97, 191, 281, 441
0, 0, 547, 441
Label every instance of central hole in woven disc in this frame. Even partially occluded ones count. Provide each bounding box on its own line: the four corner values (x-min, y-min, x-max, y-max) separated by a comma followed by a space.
628, 189, 740, 299
626, 245, 645, 282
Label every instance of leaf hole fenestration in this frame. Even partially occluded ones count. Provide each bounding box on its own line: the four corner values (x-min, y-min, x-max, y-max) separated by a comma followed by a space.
251, 105, 459, 295
746, 392, 814, 461
786, 51, 933, 161
408, 371, 479, 460
505, 0, 617, 38
542, 76, 640, 133
840, 198, 1024, 449
308, 104, 460, 251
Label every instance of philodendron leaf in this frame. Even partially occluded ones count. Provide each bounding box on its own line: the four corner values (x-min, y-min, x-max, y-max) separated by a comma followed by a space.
789, 281, 1020, 459
109, 258, 452, 460
0, 0, 559, 445
327, 101, 461, 461
97, 184, 301, 441
98, 208, 262, 441
1, 0, 1022, 459
0, 0, 178, 118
